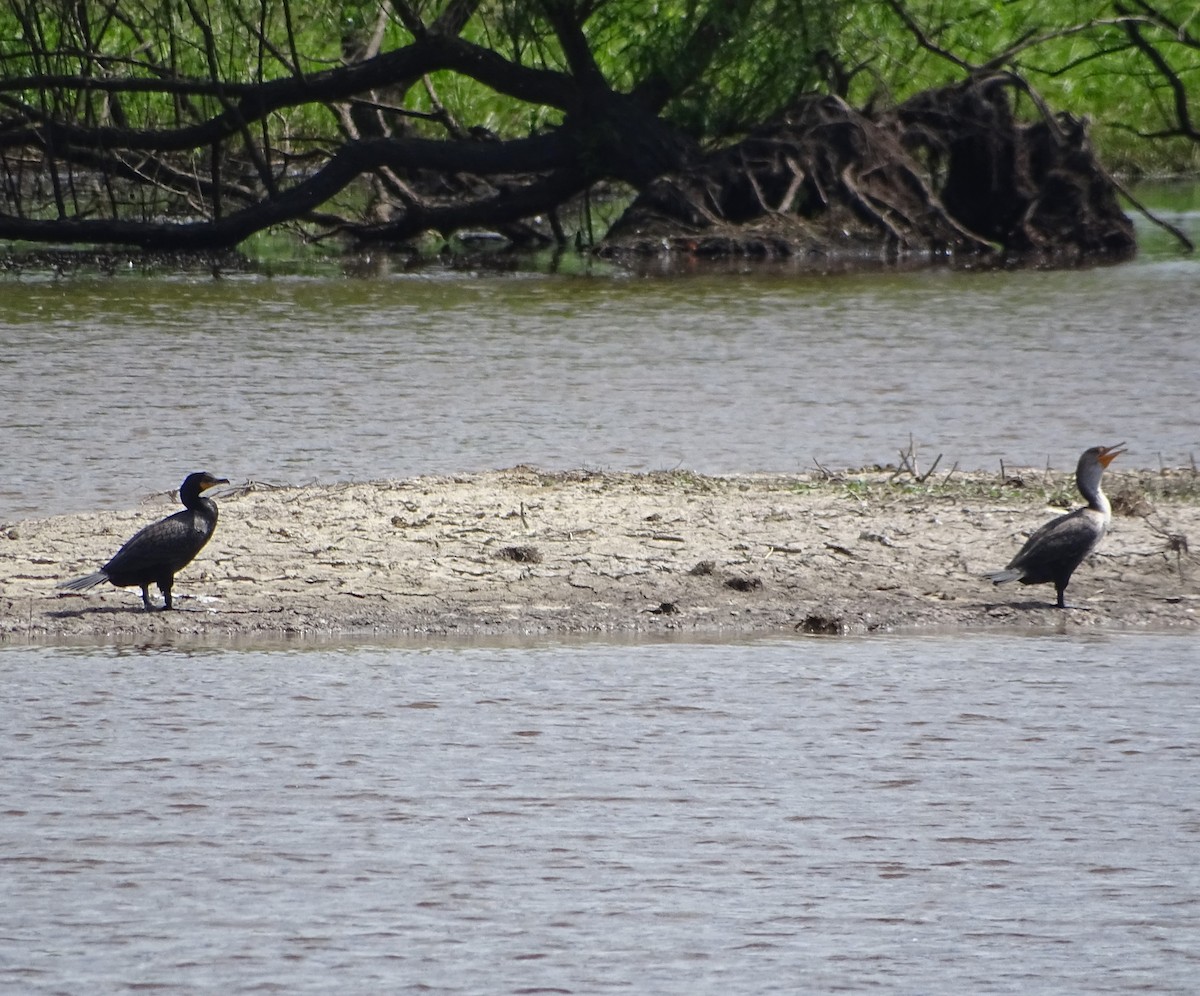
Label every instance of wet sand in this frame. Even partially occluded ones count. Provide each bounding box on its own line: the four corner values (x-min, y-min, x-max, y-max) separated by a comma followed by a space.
2, 467, 1197, 643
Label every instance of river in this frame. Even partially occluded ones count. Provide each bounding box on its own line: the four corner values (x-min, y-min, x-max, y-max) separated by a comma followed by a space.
1, 191, 1198, 994
2, 631, 1198, 994
1, 195, 1197, 521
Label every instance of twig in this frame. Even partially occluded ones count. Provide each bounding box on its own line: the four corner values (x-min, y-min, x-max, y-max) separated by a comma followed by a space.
890, 434, 940, 482
917, 453, 943, 483
1142, 513, 1190, 576
890, 434, 918, 482
1100, 162, 1194, 252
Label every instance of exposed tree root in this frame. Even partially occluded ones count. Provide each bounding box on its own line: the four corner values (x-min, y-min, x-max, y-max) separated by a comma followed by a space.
601, 78, 1136, 265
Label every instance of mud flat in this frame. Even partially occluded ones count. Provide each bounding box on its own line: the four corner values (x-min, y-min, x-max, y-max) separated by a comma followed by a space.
2, 466, 1197, 644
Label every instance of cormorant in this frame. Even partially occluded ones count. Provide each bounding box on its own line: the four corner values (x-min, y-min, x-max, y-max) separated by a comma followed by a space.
58, 471, 229, 611
985, 444, 1124, 608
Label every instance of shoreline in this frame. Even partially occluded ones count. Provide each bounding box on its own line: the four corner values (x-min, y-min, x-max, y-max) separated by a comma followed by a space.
2, 467, 1197, 645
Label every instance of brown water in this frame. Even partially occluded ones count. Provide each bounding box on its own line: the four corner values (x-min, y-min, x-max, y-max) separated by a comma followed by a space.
1, 205, 1198, 520
2, 199, 1198, 992
2, 632, 1198, 993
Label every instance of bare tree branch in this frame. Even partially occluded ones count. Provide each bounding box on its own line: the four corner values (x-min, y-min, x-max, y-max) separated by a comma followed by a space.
0, 34, 580, 154
883, 0, 977, 74
1116, 2, 1199, 142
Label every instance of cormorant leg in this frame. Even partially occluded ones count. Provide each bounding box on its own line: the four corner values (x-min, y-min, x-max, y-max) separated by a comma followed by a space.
160, 580, 173, 611
140, 585, 154, 611
1054, 583, 1090, 610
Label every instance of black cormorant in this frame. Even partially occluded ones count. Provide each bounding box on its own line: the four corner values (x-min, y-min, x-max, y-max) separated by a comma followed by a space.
58, 471, 229, 611
985, 444, 1124, 608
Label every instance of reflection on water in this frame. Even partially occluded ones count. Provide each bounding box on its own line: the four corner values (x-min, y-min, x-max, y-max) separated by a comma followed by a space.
1, 632, 1198, 993
1, 210, 1197, 519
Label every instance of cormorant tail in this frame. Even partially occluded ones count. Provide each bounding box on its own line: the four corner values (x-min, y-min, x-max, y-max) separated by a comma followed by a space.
985, 568, 1023, 585
57, 572, 110, 592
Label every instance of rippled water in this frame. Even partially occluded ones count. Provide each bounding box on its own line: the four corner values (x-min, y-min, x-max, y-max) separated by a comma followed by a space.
4, 189, 1197, 994
2, 632, 1198, 994
2, 208, 1198, 520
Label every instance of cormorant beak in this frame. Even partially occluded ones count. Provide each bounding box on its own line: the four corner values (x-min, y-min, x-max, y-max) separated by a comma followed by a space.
1097, 444, 1126, 467
200, 475, 231, 491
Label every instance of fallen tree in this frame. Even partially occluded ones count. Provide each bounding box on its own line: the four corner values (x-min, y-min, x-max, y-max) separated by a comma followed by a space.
0, 1, 1193, 262
603, 77, 1138, 263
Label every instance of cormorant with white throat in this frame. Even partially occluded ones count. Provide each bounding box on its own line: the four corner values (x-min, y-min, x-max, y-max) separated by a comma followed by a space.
986, 444, 1124, 608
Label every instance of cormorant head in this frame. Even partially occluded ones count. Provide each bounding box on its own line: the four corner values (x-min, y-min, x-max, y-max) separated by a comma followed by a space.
1076, 444, 1124, 484
180, 471, 230, 502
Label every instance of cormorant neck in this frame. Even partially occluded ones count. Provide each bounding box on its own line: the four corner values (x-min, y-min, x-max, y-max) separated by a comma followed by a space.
1076, 464, 1110, 518
180, 485, 217, 518
195, 495, 219, 523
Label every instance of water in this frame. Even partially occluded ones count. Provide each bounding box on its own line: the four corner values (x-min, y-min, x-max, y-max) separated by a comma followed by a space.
2, 197, 1198, 992
1, 632, 1198, 994
2, 210, 1198, 520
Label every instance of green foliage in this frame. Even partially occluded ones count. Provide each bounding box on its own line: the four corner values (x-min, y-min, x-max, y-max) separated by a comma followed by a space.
652, 1, 840, 137
839, 0, 1200, 173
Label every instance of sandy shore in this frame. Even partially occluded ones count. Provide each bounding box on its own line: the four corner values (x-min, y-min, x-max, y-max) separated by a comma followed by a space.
2, 466, 1197, 644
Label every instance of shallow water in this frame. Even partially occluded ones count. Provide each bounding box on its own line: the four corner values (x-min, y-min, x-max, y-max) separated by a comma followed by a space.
2, 631, 1198, 994
3, 184, 1197, 995
2, 208, 1198, 520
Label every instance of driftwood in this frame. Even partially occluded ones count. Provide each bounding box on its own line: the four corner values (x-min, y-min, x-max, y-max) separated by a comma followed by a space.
601, 77, 1137, 265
